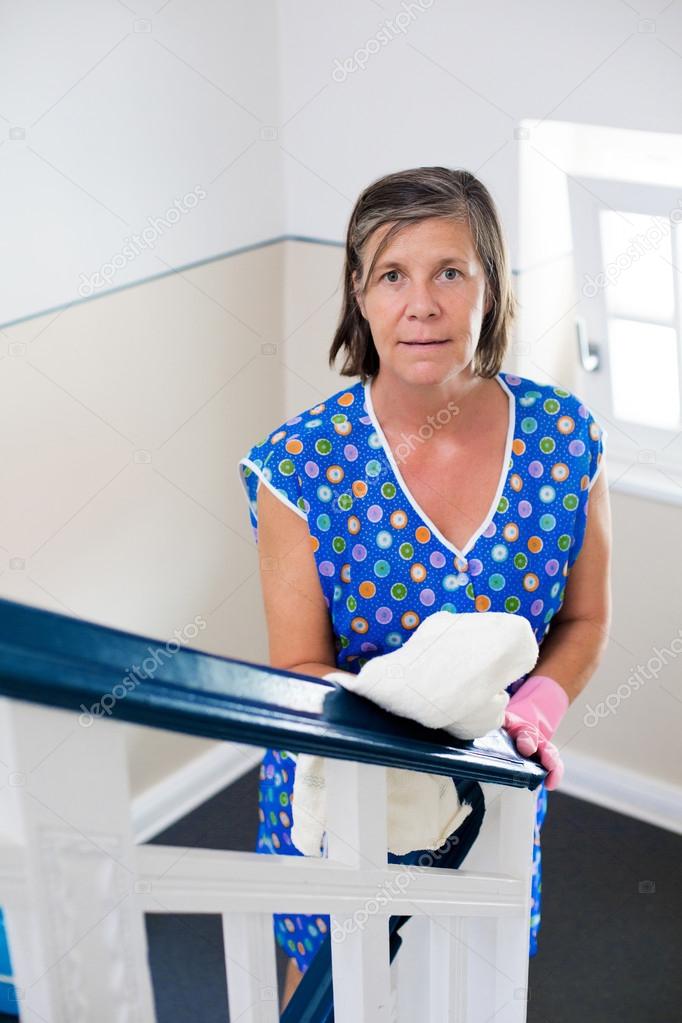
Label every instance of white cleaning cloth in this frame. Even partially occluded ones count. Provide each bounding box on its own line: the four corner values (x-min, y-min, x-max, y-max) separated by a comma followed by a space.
290, 610, 539, 856
291, 751, 475, 856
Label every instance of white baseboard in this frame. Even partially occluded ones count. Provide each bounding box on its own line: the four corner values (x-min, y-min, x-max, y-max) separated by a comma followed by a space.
562, 749, 682, 835
132, 742, 265, 844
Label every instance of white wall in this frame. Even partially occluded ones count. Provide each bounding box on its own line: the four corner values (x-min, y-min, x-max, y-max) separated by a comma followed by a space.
2, 0, 681, 815
0, 0, 283, 327
278, 0, 682, 257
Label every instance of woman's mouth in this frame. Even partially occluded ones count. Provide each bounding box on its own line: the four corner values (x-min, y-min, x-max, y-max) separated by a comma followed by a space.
399, 339, 450, 347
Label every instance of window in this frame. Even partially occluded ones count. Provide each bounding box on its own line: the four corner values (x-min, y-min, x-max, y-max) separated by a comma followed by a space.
568, 176, 682, 493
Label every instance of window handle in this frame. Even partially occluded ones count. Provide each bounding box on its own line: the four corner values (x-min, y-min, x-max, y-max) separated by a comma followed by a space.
576, 316, 601, 372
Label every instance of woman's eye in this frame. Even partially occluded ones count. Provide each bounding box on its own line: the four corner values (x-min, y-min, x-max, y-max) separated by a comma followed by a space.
381, 267, 460, 283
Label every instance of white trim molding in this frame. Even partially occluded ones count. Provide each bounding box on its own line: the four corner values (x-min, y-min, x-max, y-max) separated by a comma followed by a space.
132, 742, 266, 844
606, 451, 682, 507
562, 749, 682, 835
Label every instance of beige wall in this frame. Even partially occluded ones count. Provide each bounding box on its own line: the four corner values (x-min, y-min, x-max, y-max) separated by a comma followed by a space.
1, 242, 287, 794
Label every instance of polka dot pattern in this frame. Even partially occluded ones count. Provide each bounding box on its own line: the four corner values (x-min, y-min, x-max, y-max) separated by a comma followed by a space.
237, 371, 607, 970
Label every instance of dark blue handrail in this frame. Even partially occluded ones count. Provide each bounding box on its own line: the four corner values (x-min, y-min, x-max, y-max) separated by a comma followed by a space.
0, 596, 545, 789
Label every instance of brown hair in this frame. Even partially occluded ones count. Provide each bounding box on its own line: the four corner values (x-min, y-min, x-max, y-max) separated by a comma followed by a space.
329, 166, 517, 384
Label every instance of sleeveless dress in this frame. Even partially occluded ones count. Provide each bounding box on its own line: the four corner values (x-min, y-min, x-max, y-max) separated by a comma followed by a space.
237, 370, 607, 971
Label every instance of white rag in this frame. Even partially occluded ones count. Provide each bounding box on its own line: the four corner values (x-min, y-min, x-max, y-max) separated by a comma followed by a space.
290, 610, 539, 856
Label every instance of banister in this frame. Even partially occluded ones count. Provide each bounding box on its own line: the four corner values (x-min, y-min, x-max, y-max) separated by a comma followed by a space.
0, 596, 545, 788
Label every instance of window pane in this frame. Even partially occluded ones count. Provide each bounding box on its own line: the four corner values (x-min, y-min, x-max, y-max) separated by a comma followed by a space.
599, 210, 674, 323
608, 318, 680, 429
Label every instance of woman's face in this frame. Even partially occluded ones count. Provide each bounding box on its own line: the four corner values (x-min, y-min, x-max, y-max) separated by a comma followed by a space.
353, 216, 492, 386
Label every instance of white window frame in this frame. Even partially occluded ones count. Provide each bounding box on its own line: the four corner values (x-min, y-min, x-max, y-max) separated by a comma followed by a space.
567, 175, 682, 505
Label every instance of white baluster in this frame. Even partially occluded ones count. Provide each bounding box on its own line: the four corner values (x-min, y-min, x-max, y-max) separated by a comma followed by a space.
391, 914, 427, 1022
488, 785, 536, 1023
428, 914, 468, 1021
222, 913, 279, 1023
457, 783, 536, 1023
325, 758, 392, 1022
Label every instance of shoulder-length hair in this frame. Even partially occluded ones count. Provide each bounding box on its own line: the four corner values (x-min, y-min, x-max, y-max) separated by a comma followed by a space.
329, 166, 517, 384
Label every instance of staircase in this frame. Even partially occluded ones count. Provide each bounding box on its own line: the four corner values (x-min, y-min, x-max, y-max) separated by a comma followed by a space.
0, 596, 544, 1021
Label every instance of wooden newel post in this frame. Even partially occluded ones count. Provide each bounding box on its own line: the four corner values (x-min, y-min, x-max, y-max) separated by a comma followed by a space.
0, 697, 157, 1023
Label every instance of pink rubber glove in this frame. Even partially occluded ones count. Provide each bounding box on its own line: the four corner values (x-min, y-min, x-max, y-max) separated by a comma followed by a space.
503, 674, 569, 790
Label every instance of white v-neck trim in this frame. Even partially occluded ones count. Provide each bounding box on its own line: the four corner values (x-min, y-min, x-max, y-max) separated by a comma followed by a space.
362, 373, 516, 560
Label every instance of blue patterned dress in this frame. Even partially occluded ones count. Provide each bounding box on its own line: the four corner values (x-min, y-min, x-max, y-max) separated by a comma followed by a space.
238, 370, 607, 970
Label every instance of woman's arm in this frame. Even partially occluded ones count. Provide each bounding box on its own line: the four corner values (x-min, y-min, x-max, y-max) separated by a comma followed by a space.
530, 463, 613, 705
256, 480, 339, 678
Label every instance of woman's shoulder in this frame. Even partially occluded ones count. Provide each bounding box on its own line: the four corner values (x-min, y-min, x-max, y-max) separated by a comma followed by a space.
501, 369, 577, 403
501, 371, 606, 430
500, 370, 607, 490
239, 378, 365, 464
236, 379, 366, 536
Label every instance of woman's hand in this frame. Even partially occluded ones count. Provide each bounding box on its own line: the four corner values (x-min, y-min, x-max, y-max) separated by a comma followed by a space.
503, 674, 569, 790
504, 712, 564, 788
326, 610, 538, 739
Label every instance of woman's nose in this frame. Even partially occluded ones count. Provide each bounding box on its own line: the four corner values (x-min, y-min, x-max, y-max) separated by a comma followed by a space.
405, 283, 440, 317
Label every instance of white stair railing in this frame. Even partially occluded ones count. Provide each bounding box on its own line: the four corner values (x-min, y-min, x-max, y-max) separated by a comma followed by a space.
0, 596, 543, 1022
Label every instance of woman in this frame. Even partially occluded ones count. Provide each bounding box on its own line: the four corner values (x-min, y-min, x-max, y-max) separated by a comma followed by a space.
238, 166, 612, 1009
